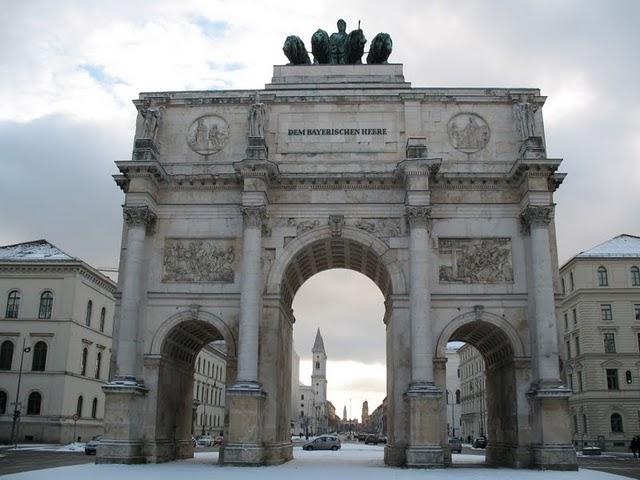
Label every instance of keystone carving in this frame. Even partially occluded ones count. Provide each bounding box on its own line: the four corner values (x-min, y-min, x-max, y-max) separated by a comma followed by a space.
520, 205, 553, 234
329, 214, 345, 237
163, 239, 235, 283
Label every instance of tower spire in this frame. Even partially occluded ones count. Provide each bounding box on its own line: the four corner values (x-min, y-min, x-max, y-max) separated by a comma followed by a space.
312, 328, 326, 354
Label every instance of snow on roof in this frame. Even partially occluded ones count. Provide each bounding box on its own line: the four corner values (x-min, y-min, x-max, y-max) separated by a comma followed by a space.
575, 234, 640, 258
0, 239, 77, 261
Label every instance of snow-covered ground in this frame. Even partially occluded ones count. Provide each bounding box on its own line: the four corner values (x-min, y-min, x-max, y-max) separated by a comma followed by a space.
5, 442, 86, 452
1, 443, 630, 480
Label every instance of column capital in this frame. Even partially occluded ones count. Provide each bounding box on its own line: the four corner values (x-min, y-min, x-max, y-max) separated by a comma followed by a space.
241, 205, 267, 228
123, 205, 157, 230
405, 205, 432, 229
520, 205, 553, 235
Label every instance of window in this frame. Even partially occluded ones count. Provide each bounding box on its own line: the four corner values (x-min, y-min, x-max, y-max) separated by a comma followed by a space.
603, 333, 616, 353
601, 304, 613, 321
81, 347, 88, 376
27, 392, 42, 415
610, 413, 623, 433
631, 266, 640, 286
38, 291, 54, 319
31, 341, 47, 371
606, 369, 619, 390
570, 271, 575, 291
85, 301, 92, 326
95, 351, 102, 379
572, 308, 577, 325
597, 267, 608, 286
565, 340, 571, 359
315, 361, 320, 369
455, 389, 460, 404
561, 278, 566, 295
0, 391, 6, 414
578, 371, 584, 392
99, 308, 106, 332
582, 414, 588, 433
574, 336, 581, 356
0, 341, 14, 370
76, 395, 83, 417
563, 313, 568, 330
634, 305, 640, 321
6, 290, 20, 318
91, 398, 98, 419
301, 394, 304, 400
568, 373, 574, 391
573, 414, 578, 434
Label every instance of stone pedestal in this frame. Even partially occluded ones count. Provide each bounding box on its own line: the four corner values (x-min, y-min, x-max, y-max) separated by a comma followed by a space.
405, 385, 444, 468
222, 387, 266, 465
529, 387, 578, 470
97, 384, 148, 464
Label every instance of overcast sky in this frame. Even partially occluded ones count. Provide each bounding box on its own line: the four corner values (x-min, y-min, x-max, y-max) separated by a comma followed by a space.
1, 0, 639, 416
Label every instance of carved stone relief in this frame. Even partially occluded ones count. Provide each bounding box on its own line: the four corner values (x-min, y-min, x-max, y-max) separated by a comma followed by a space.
447, 113, 490, 153
187, 115, 230, 155
438, 238, 513, 284
163, 238, 236, 283
354, 218, 403, 237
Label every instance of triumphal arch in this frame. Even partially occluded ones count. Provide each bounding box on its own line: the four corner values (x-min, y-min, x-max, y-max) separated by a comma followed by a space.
99, 26, 577, 470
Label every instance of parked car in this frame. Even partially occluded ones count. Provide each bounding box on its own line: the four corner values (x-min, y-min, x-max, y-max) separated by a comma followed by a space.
364, 434, 387, 445
449, 437, 462, 453
84, 435, 102, 455
196, 435, 213, 447
357, 433, 367, 442
473, 436, 487, 448
302, 435, 341, 451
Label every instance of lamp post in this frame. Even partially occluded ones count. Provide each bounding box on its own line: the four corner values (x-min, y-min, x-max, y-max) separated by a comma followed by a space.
10, 339, 31, 448
447, 389, 456, 438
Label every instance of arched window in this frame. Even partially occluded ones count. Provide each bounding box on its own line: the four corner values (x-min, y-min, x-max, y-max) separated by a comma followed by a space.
80, 347, 88, 376
85, 301, 92, 326
0, 341, 14, 370
76, 395, 83, 417
38, 291, 54, 319
31, 341, 47, 371
91, 398, 98, 419
455, 389, 461, 404
6, 290, 20, 318
99, 307, 106, 332
610, 413, 623, 433
597, 267, 608, 286
95, 351, 102, 379
631, 266, 640, 286
0, 391, 7, 414
27, 392, 42, 415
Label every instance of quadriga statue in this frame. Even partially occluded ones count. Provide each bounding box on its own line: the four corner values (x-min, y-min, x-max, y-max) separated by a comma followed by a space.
346, 28, 366, 64
367, 33, 393, 64
282, 35, 311, 65
311, 29, 330, 64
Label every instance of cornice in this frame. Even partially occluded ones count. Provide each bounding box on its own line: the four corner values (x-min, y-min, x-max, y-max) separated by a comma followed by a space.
115, 160, 168, 192
0, 262, 116, 294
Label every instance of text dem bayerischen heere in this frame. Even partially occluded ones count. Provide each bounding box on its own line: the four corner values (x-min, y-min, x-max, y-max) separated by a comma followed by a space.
288, 128, 388, 136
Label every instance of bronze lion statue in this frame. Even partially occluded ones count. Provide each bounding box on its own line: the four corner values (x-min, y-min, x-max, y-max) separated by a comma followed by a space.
282, 35, 311, 65
346, 28, 366, 64
311, 29, 330, 64
367, 33, 393, 64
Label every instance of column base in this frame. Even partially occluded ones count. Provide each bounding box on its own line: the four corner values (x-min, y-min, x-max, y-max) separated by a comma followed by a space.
264, 442, 293, 465
486, 442, 531, 468
223, 383, 267, 466
405, 382, 444, 468
384, 444, 407, 466
531, 445, 578, 471
223, 443, 266, 465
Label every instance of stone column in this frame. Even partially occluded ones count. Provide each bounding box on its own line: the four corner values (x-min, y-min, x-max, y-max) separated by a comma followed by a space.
521, 205, 577, 470
235, 205, 266, 386
116, 206, 156, 382
98, 205, 155, 464
224, 205, 267, 465
404, 205, 443, 468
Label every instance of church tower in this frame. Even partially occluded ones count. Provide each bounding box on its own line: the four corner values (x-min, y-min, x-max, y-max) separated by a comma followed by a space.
311, 328, 328, 433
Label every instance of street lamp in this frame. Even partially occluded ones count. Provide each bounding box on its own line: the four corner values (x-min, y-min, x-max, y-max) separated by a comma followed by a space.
10, 339, 31, 448
447, 389, 456, 438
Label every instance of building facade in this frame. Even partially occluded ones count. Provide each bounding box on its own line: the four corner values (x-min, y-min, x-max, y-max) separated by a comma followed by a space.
192, 341, 226, 436
0, 240, 116, 443
102, 60, 575, 469
458, 343, 487, 442
559, 234, 640, 451
444, 347, 462, 439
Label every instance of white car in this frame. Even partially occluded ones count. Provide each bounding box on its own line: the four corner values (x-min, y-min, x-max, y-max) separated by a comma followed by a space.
196, 435, 213, 447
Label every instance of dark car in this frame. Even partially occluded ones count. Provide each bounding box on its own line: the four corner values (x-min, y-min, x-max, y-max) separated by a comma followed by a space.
473, 436, 487, 448
302, 435, 341, 451
357, 433, 367, 442
449, 437, 462, 453
84, 435, 102, 455
364, 434, 387, 445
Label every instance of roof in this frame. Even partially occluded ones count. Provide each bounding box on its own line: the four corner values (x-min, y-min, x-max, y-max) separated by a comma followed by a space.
575, 234, 640, 259
312, 328, 326, 354
0, 239, 77, 261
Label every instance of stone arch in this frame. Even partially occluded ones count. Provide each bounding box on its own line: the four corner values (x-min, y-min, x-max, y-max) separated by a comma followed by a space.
266, 225, 406, 308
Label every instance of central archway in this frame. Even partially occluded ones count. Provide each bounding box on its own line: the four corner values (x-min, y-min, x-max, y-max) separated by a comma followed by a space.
261, 226, 410, 466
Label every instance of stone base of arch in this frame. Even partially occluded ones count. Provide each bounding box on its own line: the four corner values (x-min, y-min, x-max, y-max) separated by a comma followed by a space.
405, 386, 444, 468
222, 387, 268, 465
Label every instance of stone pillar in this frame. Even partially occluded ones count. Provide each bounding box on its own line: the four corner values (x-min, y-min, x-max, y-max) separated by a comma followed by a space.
404, 205, 443, 468
521, 205, 577, 470
98, 205, 155, 464
224, 205, 267, 465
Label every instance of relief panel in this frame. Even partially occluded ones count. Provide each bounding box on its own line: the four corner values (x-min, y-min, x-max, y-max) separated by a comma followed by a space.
438, 237, 513, 284
163, 238, 236, 283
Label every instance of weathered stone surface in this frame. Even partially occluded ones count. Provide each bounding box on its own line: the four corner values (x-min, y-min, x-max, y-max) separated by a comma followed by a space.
162, 238, 235, 283
438, 238, 513, 284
